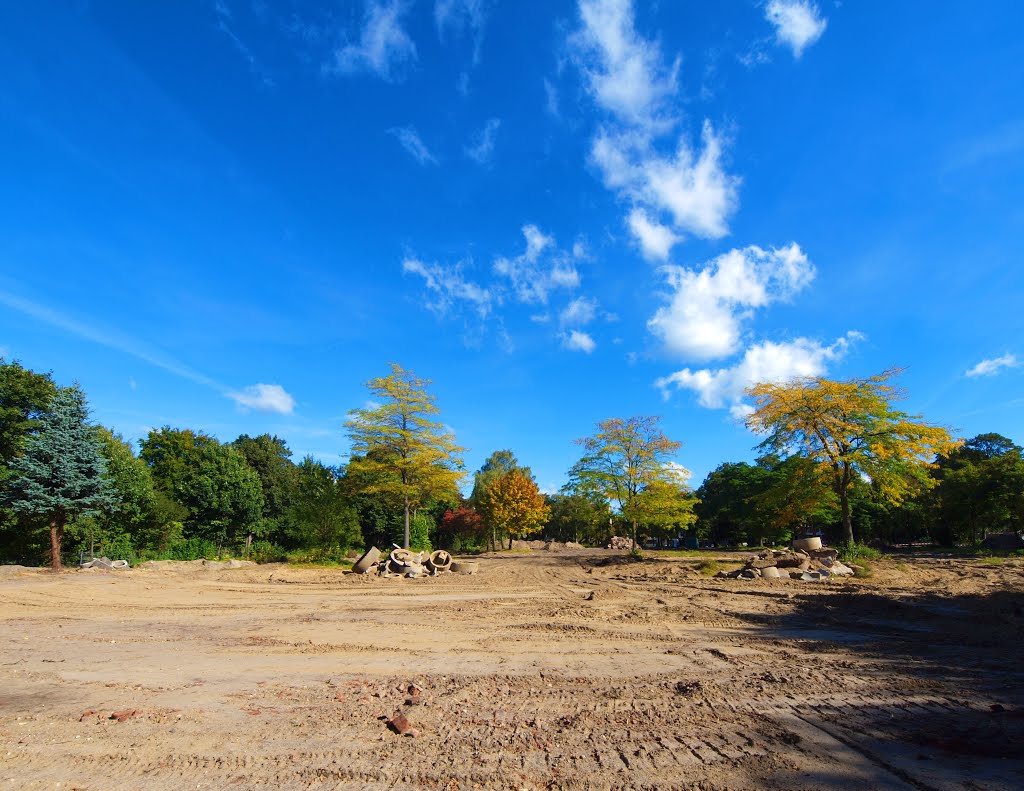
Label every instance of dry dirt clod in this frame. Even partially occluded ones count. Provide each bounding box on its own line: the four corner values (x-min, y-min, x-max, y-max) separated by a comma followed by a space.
387, 711, 420, 737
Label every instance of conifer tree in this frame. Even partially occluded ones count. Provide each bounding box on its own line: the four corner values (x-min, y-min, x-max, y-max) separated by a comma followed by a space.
6, 385, 116, 569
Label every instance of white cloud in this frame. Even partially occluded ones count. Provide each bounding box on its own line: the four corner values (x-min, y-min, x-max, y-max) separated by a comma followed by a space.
628, 207, 680, 261
389, 126, 438, 165
465, 118, 501, 163
327, 1, 416, 81
435, 0, 489, 59
562, 329, 597, 353
493, 224, 580, 304
402, 257, 492, 317
965, 354, 1019, 378
648, 243, 815, 361
570, 1, 741, 249
592, 121, 740, 240
765, 0, 827, 58
570, 0, 679, 130
560, 296, 599, 326
655, 332, 862, 417
229, 384, 298, 415
543, 78, 559, 117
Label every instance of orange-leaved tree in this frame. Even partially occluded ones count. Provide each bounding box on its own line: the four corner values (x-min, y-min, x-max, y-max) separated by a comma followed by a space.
479, 471, 550, 550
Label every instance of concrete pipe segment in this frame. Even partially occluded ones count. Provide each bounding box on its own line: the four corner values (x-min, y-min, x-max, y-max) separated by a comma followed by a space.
352, 547, 381, 574
449, 560, 479, 575
793, 537, 823, 552
426, 550, 452, 573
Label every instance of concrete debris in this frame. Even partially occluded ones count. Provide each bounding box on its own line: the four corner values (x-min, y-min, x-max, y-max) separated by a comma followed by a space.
715, 540, 855, 582
607, 536, 635, 550
79, 557, 130, 570
386, 711, 420, 737
355, 546, 472, 579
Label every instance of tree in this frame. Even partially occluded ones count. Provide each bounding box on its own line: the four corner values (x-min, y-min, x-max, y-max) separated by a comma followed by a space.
0, 359, 57, 562
632, 478, 698, 545
233, 434, 299, 538
5, 385, 116, 569
438, 506, 486, 550
345, 363, 465, 549
745, 368, 960, 545
139, 428, 264, 548
545, 492, 607, 544
566, 416, 686, 549
288, 457, 361, 552
478, 471, 550, 549
471, 450, 533, 550
930, 433, 1024, 544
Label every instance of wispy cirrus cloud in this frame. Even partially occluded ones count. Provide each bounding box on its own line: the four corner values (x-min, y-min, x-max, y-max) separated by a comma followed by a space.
492, 225, 582, 304
325, 0, 417, 81
647, 243, 816, 361
401, 257, 492, 318
465, 118, 501, 164
569, 0, 740, 261
0, 288, 297, 414
213, 0, 275, 86
965, 354, 1019, 378
765, 0, 827, 58
389, 126, 438, 165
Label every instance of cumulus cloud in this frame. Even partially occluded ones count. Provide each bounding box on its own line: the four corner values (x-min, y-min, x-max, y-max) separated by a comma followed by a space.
628, 210, 679, 262
326, 1, 416, 81
647, 243, 815, 361
965, 354, 1019, 378
765, 0, 827, 58
229, 384, 298, 414
570, 0, 679, 130
465, 118, 501, 163
570, 0, 741, 252
560, 296, 599, 326
562, 329, 597, 353
402, 258, 492, 317
389, 126, 438, 165
655, 332, 862, 418
493, 224, 581, 304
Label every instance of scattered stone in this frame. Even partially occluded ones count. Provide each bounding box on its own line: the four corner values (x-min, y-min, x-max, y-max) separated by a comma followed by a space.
387, 712, 420, 737
79, 557, 129, 570
607, 536, 635, 550
109, 709, 138, 722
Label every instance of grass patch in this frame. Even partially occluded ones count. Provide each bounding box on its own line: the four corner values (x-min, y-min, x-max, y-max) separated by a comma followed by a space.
852, 562, 873, 579
894, 562, 910, 572
979, 556, 1005, 566
838, 543, 883, 562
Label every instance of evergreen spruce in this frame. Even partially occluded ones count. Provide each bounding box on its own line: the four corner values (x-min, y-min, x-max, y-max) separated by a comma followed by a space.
6, 385, 116, 569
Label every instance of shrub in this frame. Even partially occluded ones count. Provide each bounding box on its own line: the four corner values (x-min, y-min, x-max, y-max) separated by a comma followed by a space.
248, 541, 286, 563
838, 542, 882, 562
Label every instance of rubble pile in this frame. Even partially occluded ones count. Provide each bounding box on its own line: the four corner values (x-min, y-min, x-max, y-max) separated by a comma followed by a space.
79, 557, 130, 570
353, 546, 477, 578
607, 536, 635, 550
716, 539, 856, 582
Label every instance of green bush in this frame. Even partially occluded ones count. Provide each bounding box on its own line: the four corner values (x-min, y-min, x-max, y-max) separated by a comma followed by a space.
248, 540, 286, 563
285, 546, 350, 566
838, 542, 882, 562
140, 537, 219, 562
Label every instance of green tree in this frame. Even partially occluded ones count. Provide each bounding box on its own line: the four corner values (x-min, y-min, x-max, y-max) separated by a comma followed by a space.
930, 433, 1024, 544
345, 363, 465, 549
5, 385, 116, 570
746, 368, 960, 545
566, 416, 685, 549
545, 492, 608, 544
288, 457, 361, 552
633, 478, 698, 545
0, 359, 58, 562
233, 434, 299, 538
139, 428, 264, 549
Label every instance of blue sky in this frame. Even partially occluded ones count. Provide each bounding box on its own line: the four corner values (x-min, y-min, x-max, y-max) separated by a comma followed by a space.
2, 0, 1022, 493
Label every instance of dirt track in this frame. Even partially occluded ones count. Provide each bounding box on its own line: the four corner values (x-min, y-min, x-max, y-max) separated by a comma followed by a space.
2, 550, 1023, 790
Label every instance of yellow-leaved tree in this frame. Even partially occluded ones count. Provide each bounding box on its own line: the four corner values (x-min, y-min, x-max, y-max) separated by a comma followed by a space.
745, 368, 960, 545
479, 470, 550, 550
345, 363, 465, 549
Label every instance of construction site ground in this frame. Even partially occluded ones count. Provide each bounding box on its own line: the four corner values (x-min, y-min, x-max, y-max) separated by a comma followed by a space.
2, 549, 1022, 790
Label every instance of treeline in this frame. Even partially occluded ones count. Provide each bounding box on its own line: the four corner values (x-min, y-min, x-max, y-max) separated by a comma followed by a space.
2, 358, 1021, 568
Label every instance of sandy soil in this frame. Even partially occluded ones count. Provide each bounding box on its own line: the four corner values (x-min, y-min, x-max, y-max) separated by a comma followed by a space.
2, 550, 1023, 790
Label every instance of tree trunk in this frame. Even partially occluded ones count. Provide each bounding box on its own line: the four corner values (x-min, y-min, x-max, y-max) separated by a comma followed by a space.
508, 534, 513, 550
839, 489, 854, 545
403, 492, 410, 549
631, 518, 638, 552
49, 514, 64, 572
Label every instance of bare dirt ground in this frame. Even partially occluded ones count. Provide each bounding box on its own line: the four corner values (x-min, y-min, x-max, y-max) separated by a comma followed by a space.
2, 550, 1023, 790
